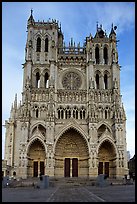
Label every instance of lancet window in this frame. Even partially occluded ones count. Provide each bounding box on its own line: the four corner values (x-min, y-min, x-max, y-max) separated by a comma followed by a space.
95, 46, 99, 64
36, 72, 40, 88
36, 37, 41, 52
45, 38, 48, 52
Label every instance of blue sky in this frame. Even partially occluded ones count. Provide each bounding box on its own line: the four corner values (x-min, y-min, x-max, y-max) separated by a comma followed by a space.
2, 2, 135, 159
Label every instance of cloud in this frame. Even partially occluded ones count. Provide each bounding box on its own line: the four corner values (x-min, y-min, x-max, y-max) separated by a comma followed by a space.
90, 2, 135, 34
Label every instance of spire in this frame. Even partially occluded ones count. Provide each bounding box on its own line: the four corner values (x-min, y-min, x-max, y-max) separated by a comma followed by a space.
122, 103, 126, 120
10, 103, 14, 118
109, 23, 116, 37
27, 9, 35, 26
31, 8, 33, 16
14, 93, 17, 109
59, 22, 62, 32
94, 22, 105, 38
11, 103, 13, 111
96, 21, 99, 31
71, 37, 73, 47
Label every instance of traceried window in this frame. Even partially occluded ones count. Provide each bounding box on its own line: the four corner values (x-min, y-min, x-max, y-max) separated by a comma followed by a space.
62, 72, 82, 90
95, 46, 99, 64
105, 110, 107, 119
44, 72, 49, 88
58, 109, 61, 119
36, 72, 40, 88
96, 74, 99, 89
73, 107, 78, 119
61, 109, 64, 119
36, 37, 41, 52
80, 106, 86, 119
104, 47, 108, 64
45, 38, 48, 52
104, 74, 108, 89
36, 109, 39, 118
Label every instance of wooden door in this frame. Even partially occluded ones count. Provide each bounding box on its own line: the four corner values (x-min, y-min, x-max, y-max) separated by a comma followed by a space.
72, 158, 78, 177
105, 162, 109, 177
40, 161, 45, 175
33, 161, 38, 177
98, 162, 103, 175
64, 158, 70, 177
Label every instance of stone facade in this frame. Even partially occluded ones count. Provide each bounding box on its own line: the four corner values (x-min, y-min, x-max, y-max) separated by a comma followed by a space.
4, 11, 128, 179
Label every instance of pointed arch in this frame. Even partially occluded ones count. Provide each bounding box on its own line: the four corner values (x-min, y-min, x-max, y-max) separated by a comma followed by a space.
97, 138, 117, 157
97, 139, 117, 178
30, 122, 46, 136
104, 74, 108, 89
97, 122, 112, 134
96, 74, 99, 89
44, 72, 49, 88
36, 109, 39, 118
103, 47, 108, 64
36, 72, 40, 88
26, 138, 47, 177
36, 37, 41, 52
54, 126, 89, 177
95, 46, 99, 64
45, 38, 48, 52
26, 138, 47, 156
54, 123, 89, 152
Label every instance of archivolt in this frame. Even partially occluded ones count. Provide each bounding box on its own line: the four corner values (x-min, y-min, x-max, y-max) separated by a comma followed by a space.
54, 124, 89, 155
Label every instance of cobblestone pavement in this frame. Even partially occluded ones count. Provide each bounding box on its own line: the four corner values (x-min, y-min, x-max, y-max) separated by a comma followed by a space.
2, 184, 135, 202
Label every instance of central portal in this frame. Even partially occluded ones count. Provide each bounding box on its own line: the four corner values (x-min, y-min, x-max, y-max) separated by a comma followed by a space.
64, 158, 78, 177
55, 128, 89, 177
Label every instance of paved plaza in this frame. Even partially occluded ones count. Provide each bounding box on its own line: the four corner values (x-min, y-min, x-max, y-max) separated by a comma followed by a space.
2, 183, 135, 202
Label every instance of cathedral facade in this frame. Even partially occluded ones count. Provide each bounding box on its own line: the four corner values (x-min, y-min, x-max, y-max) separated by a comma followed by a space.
4, 12, 128, 179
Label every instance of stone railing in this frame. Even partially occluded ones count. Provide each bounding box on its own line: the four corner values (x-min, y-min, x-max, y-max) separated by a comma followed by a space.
58, 46, 85, 55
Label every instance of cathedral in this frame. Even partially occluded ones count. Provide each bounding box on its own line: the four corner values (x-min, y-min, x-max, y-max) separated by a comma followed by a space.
4, 11, 128, 179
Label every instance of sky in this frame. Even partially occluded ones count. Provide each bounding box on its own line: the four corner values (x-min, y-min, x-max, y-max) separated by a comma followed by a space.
2, 2, 135, 159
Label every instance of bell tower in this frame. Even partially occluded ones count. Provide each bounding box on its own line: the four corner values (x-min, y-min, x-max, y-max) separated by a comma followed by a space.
22, 10, 64, 103
85, 23, 127, 177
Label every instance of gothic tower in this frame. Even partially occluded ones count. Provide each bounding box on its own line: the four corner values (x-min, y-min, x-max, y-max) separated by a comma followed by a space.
4, 11, 128, 179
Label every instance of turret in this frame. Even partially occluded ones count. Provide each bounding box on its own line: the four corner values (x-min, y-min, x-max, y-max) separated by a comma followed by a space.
109, 23, 117, 41
14, 93, 17, 110
94, 23, 105, 38
27, 9, 35, 27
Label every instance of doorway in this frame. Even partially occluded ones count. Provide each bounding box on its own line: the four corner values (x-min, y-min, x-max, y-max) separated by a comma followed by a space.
27, 139, 45, 177
98, 140, 116, 178
64, 158, 70, 177
105, 162, 109, 177
64, 158, 78, 177
33, 161, 38, 177
98, 161, 109, 177
72, 158, 78, 177
40, 161, 45, 175
98, 162, 103, 175
55, 128, 89, 177
33, 161, 45, 177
